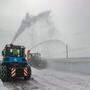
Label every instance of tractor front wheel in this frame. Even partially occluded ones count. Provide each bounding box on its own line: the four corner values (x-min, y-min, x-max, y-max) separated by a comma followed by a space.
24, 66, 31, 80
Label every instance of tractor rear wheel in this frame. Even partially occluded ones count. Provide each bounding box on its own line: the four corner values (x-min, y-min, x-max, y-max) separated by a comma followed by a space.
0, 65, 8, 82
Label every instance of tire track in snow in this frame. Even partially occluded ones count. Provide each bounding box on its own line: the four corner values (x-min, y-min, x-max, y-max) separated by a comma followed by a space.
33, 74, 71, 90
32, 69, 90, 90
3, 77, 47, 90
2, 67, 90, 90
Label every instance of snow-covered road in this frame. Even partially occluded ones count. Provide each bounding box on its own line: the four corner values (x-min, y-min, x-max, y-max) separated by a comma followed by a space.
32, 68, 90, 90
1, 67, 90, 90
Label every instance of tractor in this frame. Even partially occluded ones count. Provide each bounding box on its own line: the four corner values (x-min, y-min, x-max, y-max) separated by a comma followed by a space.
0, 44, 31, 82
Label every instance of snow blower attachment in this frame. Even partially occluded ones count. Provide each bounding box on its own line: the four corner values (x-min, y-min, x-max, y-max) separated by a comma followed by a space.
0, 44, 31, 82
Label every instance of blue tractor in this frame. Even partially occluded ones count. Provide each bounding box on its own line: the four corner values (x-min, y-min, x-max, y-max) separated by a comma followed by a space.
0, 44, 31, 82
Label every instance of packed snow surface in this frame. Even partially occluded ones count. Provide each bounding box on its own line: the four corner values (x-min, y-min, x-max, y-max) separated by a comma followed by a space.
0, 79, 8, 90
1, 67, 90, 90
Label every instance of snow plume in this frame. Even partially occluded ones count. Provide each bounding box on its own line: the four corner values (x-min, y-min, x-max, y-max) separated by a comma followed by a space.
24, 11, 56, 48
11, 13, 31, 44
11, 11, 51, 44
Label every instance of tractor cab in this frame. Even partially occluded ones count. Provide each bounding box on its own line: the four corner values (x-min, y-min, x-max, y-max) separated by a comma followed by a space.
2, 44, 26, 63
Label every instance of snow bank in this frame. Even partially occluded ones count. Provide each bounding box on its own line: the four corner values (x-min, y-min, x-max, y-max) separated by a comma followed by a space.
0, 79, 8, 90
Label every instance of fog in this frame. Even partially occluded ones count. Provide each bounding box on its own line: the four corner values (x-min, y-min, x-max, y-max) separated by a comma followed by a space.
0, 1, 90, 89
13, 11, 66, 58
0, 0, 90, 57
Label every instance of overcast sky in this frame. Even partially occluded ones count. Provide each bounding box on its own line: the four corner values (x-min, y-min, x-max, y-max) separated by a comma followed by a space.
0, 0, 90, 57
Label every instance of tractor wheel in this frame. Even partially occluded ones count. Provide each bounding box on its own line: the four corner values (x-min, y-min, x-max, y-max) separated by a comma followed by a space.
24, 66, 31, 80
0, 65, 8, 82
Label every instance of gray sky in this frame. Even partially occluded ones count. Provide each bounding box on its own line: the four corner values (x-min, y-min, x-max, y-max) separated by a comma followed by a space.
0, 0, 90, 57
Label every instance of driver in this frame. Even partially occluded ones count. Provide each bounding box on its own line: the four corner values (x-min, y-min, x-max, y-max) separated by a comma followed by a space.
12, 49, 18, 56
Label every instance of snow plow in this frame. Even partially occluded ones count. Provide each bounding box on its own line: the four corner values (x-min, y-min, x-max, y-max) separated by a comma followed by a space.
27, 52, 47, 69
0, 44, 31, 82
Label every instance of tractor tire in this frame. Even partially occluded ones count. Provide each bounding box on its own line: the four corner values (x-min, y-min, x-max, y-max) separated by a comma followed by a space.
24, 66, 31, 80
0, 65, 8, 82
